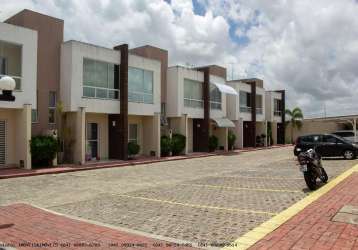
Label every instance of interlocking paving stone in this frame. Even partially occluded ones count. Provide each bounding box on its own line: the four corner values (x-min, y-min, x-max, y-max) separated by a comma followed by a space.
1, 147, 357, 246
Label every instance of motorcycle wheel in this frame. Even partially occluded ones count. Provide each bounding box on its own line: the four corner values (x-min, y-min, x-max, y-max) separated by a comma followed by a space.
319, 167, 328, 183
304, 171, 317, 190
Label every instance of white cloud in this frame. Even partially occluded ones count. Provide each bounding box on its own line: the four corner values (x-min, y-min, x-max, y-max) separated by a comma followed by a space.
1, 0, 358, 117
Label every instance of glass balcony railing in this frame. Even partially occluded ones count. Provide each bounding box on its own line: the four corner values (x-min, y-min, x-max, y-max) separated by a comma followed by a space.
128, 91, 153, 104
256, 107, 263, 114
210, 101, 222, 110
184, 98, 204, 109
274, 110, 282, 116
83, 86, 119, 100
240, 106, 252, 113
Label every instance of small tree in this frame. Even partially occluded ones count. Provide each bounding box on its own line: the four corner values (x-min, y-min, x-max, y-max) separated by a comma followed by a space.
171, 133, 186, 156
160, 135, 172, 156
285, 107, 304, 144
228, 130, 236, 150
209, 135, 219, 152
128, 142, 140, 159
30, 135, 59, 167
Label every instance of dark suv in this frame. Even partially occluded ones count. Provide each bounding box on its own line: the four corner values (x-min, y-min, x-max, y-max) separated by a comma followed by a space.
294, 134, 358, 160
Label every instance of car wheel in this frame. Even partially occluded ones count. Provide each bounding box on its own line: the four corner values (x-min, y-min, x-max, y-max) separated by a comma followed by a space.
343, 150, 355, 160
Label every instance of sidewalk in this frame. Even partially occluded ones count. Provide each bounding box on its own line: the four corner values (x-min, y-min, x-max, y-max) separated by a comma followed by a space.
243, 168, 358, 250
0, 145, 291, 180
0, 203, 196, 250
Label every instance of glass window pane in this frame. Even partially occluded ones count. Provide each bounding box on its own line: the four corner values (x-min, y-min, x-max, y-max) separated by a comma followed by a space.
95, 61, 108, 88
128, 67, 143, 92
31, 109, 38, 123
129, 124, 138, 143
96, 88, 107, 98
83, 87, 95, 97
143, 70, 153, 94
108, 64, 115, 89
49, 109, 55, 124
0, 57, 6, 75
83, 59, 96, 86
0, 41, 21, 77
49, 92, 56, 107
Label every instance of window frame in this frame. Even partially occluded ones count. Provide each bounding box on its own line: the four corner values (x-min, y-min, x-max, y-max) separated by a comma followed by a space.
128, 124, 139, 144
128, 66, 154, 104
48, 91, 56, 124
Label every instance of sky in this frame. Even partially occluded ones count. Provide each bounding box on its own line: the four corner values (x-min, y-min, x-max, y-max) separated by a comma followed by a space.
1, 0, 358, 118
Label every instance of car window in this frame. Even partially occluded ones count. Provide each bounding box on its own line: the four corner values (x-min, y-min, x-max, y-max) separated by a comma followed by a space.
313, 135, 321, 142
323, 135, 337, 143
334, 132, 354, 137
300, 136, 313, 143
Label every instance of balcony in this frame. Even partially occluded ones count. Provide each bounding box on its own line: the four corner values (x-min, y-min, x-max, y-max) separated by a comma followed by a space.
83, 86, 119, 100
184, 98, 204, 109
210, 101, 222, 110
129, 91, 153, 104
256, 107, 263, 114
240, 106, 252, 113
274, 110, 282, 116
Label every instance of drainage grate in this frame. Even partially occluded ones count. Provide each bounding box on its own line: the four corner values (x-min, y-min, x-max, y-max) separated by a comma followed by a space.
331, 205, 358, 225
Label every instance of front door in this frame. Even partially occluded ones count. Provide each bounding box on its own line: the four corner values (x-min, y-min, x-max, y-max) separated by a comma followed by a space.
86, 123, 99, 160
277, 123, 285, 144
0, 120, 6, 167
193, 119, 207, 152
243, 121, 255, 147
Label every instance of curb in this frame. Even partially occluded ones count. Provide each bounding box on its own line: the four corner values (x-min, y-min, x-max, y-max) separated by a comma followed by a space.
222, 163, 358, 250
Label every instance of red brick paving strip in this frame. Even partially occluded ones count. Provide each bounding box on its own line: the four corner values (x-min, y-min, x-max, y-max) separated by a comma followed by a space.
249, 173, 358, 250
0, 204, 196, 250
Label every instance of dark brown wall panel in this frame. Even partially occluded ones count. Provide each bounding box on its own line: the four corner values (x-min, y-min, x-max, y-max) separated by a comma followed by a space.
114, 44, 129, 160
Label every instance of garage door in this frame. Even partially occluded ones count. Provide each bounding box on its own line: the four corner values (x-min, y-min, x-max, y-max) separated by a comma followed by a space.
0, 120, 6, 165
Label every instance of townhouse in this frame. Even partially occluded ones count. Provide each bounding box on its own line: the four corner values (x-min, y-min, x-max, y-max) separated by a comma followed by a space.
0, 9, 286, 169
227, 79, 285, 148
166, 65, 237, 153
0, 21, 37, 169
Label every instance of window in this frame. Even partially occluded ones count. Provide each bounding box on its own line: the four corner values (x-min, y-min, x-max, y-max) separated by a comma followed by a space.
49, 91, 56, 124
32, 109, 38, 123
323, 135, 337, 143
274, 99, 282, 116
0, 57, 6, 75
184, 79, 203, 108
239, 91, 251, 113
256, 95, 263, 114
0, 41, 22, 90
83, 58, 119, 99
210, 84, 222, 110
129, 124, 138, 144
128, 67, 154, 104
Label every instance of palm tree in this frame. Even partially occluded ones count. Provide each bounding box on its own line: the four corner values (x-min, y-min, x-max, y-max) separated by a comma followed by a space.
285, 107, 303, 144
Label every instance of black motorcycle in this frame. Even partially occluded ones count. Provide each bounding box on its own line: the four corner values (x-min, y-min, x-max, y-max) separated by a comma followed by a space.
297, 148, 328, 190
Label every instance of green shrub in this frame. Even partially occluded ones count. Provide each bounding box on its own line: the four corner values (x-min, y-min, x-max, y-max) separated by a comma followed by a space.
128, 142, 140, 158
161, 135, 172, 156
228, 130, 236, 150
171, 133, 186, 156
209, 135, 219, 152
30, 135, 59, 167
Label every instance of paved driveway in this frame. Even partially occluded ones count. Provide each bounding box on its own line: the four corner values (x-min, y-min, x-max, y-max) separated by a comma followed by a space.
0, 146, 356, 246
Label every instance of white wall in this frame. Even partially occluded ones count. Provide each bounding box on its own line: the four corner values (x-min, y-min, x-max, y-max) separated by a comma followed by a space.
0, 22, 37, 109
265, 91, 282, 123
60, 41, 161, 115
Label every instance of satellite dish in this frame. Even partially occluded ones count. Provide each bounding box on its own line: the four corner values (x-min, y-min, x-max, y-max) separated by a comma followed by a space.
0, 76, 16, 91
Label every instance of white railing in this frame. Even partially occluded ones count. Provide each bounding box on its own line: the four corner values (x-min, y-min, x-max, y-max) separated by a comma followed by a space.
184, 98, 204, 108
128, 91, 153, 104
0, 74, 21, 90
240, 106, 252, 113
274, 110, 282, 116
210, 101, 222, 110
83, 86, 119, 100
256, 107, 263, 114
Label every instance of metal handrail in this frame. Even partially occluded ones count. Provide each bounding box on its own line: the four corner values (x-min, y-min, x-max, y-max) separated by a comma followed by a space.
184, 98, 204, 108
128, 90, 153, 104
83, 85, 119, 99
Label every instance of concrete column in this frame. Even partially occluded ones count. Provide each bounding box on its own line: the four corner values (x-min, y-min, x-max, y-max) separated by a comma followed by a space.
75, 107, 86, 165
181, 114, 189, 154
154, 113, 161, 158
22, 104, 32, 169
224, 128, 228, 151
238, 118, 244, 148
272, 122, 278, 145
265, 120, 268, 147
